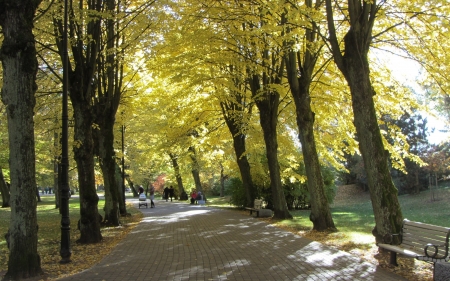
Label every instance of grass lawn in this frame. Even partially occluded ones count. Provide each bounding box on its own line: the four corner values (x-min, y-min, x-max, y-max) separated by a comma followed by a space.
0, 194, 142, 280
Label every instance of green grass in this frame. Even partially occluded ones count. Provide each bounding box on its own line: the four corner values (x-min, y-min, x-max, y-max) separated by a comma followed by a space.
0, 195, 142, 277
274, 187, 450, 243
204, 195, 232, 207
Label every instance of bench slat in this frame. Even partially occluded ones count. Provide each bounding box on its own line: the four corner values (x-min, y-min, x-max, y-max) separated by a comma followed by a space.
379, 219, 450, 265
403, 226, 449, 240
403, 220, 450, 233
378, 243, 422, 258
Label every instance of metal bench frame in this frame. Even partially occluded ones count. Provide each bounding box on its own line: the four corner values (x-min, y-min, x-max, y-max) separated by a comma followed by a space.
378, 219, 450, 267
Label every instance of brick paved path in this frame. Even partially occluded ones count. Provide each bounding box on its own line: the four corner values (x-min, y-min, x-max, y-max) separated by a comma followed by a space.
57, 200, 406, 281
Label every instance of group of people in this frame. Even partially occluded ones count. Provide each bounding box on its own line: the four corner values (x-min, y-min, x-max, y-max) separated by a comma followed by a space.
189, 190, 204, 204
137, 185, 205, 205
163, 186, 175, 202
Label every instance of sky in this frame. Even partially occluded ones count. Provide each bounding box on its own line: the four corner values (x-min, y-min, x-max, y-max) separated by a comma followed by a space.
380, 51, 449, 145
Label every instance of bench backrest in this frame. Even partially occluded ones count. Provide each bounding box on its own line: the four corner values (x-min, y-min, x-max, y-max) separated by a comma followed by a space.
402, 219, 450, 258
254, 199, 263, 209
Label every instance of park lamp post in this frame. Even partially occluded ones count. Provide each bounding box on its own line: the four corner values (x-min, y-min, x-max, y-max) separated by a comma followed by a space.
60, 0, 71, 264
122, 124, 126, 208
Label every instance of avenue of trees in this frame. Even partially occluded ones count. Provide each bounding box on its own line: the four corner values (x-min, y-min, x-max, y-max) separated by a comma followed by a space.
1, 0, 450, 279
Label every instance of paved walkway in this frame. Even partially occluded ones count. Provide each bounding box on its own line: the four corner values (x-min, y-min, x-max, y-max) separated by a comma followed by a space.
57, 200, 407, 281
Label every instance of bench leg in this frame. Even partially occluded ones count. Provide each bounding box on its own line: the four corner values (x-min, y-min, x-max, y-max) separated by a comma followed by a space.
389, 251, 398, 266
255, 210, 259, 217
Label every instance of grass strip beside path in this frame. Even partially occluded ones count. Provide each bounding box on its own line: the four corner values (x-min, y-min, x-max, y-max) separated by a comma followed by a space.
0, 195, 143, 280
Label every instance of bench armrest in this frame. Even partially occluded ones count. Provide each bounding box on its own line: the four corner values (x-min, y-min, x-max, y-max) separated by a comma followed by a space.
382, 233, 400, 245
424, 243, 447, 259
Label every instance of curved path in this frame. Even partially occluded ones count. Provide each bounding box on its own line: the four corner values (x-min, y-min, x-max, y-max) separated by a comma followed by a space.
57, 200, 406, 281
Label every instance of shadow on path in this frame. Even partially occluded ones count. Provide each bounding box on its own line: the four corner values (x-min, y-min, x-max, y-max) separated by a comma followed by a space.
57, 200, 406, 281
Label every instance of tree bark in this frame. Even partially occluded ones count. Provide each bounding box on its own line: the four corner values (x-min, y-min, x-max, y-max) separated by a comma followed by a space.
52, 0, 104, 244
220, 163, 225, 197
250, 74, 292, 219
169, 153, 187, 200
116, 162, 127, 214
54, 131, 60, 209
96, 125, 120, 226
72, 102, 103, 243
221, 101, 257, 207
284, 8, 336, 231
325, 0, 403, 242
0, 168, 10, 208
0, 0, 43, 277
189, 147, 203, 192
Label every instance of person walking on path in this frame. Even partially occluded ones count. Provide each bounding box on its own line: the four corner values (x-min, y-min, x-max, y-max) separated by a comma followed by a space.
149, 185, 155, 208
163, 186, 169, 202
169, 186, 174, 202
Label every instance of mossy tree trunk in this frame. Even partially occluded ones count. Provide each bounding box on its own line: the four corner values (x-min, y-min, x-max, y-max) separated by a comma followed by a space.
220, 97, 257, 208
0, 0, 43, 278
169, 153, 187, 199
189, 146, 203, 193
325, 0, 403, 242
284, 8, 336, 231
249, 73, 292, 220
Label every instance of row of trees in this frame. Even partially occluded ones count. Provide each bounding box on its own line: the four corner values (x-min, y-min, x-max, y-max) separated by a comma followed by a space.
1, 0, 450, 279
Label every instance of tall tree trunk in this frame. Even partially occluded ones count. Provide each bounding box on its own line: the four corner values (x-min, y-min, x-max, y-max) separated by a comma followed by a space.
325, 0, 403, 242
221, 101, 256, 207
52, 0, 104, 244
189, 147, 203, 192
284, 8, 336, 231
169, 153, 187, 200
54, 131, 60, 209
220, 163, 225, 197
0, 0, 43, 277
116, 162, 127, 213
72, 103, 103, 243
0, 168, 10, 208
250, 74, 292, 219
93, 0, 126, 221
96, 125, 120, 226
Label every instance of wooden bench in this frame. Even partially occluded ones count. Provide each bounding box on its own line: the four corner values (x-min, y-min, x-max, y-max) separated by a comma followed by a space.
245, 199, 263, 217
378, 219, 450, 274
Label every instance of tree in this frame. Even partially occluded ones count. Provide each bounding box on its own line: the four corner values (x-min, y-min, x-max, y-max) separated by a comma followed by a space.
283, 0, 336, 231
220, 67, 257, 207
92, 0, 125, 226
383, 111, 429, 194
53, 0, 102, 243
0, 0, 43, 278
325, 0, 403, 242
0, 168, 10, 207
169, 153, 187, 200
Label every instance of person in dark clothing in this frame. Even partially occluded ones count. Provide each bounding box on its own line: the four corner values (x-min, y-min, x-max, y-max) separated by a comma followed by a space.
163, 186, 169, 202
169, 186, 174, 202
